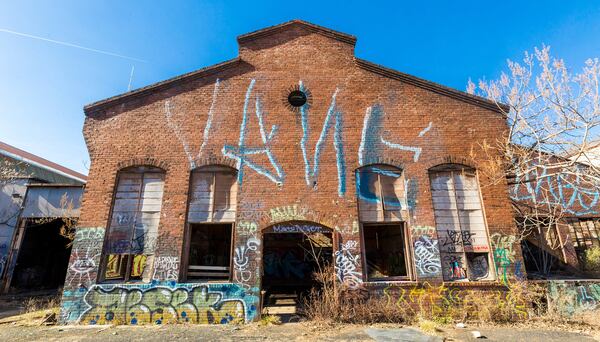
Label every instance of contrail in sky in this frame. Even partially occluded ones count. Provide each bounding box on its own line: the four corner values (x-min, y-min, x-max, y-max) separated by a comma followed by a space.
0, 28, 147, 62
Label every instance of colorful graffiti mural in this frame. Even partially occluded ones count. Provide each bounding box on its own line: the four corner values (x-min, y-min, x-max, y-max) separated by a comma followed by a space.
490, 233, 517, 285
62, 283, 258, 325
380, 282, 528, 320
548, 281, 600, 316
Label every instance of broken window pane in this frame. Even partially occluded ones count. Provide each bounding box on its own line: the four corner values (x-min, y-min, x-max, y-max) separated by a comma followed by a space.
364, 223, 408, 280
187, 223, 232, 281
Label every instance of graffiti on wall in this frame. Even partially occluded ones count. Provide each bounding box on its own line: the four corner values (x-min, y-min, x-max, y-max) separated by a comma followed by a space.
334, 220, 359, 235
152, 256, 179, 282
413, 234, 442, 278
490, 233, 517, 285
468, 254, 490, 280
334, 240, 362, 289
237, 221, 258, 236
511, 165, 600, 215
269, 204, 308, 223
381, 281, 528, 320
238, 202, 265, 221
199, 78, 221, 156
440, 230, 475, 252
548, 281, 600, 316
223, 79, 286, 186
74, 283, 257, 325
358, 104, 432, 165
270, 223, 329, 234
160, 79, 436, 199
67, 227, 105, 287
233, 237, 260, 288
165, 101, 195, 168
442, 254, 467, 280
298, 82, 346, 197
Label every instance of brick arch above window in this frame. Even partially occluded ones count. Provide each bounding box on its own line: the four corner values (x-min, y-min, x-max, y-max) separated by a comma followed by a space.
355, 157, 405, 172
424, 155, 477, 171
116, 158, 170, 172
192, 155, 237, 170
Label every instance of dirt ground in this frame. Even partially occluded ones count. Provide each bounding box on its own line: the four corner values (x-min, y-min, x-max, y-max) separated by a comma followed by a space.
0, 321, 598, 342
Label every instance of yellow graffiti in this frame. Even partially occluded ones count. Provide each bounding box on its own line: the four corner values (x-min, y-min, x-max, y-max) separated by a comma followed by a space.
382, 281, 529, 322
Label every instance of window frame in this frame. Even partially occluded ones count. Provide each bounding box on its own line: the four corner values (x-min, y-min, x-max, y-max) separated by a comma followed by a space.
360, 221, 413, 282
428, 164, 494, 282
184, 222, 234, 282
182, 165, 238, 283
99, 166, 166, 284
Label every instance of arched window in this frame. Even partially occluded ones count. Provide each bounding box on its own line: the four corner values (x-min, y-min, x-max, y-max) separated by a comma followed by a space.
185, 165, 237, 281
355, 165, 410, 281
103, 166, 165, 282
429, 164, 492, 281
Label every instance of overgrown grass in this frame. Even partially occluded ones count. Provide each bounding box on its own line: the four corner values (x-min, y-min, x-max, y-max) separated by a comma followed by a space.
23, 295, 61, 314
300, 267, 548, 325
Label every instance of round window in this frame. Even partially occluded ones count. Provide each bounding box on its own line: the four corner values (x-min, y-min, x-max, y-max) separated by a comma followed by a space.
288, 90, 307, 107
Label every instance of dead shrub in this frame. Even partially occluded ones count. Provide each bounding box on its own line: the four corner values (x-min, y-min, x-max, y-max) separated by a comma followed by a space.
23, 295, 61, 314
301, 268, 548, 325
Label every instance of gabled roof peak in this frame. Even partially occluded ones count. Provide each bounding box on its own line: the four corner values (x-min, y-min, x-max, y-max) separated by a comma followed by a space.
237, 19, 357, 46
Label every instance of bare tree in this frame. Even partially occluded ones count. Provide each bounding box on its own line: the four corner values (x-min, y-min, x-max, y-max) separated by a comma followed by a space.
468, 46, 600, 276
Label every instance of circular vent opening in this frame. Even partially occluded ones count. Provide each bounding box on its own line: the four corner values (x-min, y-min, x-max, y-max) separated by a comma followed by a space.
288, 90, 307, 107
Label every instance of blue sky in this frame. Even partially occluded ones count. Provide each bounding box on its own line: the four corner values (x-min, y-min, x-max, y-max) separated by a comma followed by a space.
1, 1, 600, 175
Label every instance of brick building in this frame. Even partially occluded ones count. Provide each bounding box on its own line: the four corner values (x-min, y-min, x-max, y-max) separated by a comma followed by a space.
59, 20, 524, 325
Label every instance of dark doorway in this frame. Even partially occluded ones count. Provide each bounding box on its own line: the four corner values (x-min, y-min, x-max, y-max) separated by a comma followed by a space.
11, 219, 72, 291
261, 222, 332, 318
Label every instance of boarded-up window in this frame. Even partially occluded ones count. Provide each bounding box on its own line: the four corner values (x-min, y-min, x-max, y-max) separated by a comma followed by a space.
103, 166, 165, 281
356, 165, 406, 222
188, 166, 237, 223
430, 165, 492, 281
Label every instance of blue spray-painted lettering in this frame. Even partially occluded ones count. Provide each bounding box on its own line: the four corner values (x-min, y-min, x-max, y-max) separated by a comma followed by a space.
222, 79, 285, 186
299, 82, 346, 197
511, 164, 600, 215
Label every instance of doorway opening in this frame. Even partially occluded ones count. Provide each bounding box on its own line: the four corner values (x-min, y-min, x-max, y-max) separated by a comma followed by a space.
261, 221, 332, 318
10, 218, 72, 291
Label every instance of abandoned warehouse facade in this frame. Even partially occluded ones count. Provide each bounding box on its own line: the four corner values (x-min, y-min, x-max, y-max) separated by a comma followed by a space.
60, 20, 525, 325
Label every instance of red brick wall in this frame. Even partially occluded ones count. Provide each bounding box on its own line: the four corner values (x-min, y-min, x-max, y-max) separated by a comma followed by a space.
61, 24, 524, 324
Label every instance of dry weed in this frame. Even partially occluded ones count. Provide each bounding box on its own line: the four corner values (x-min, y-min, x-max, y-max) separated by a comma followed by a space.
301, 268, 553, 326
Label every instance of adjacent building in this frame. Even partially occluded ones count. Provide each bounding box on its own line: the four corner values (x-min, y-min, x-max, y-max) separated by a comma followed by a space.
0, 141, 86, 293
